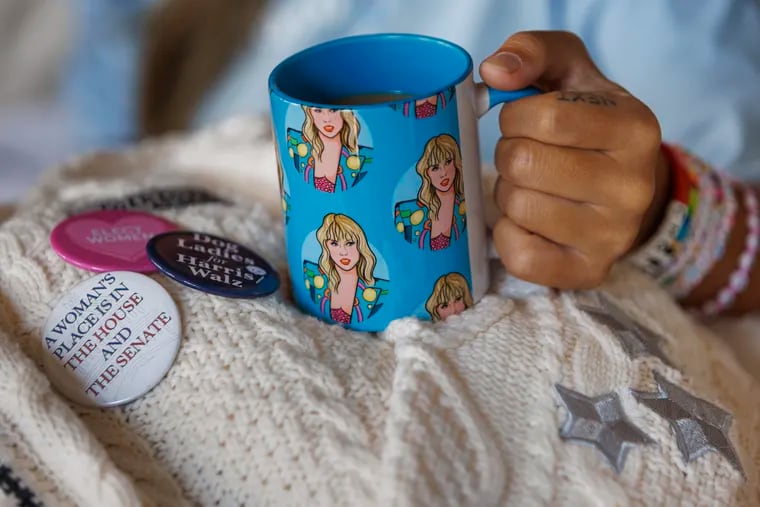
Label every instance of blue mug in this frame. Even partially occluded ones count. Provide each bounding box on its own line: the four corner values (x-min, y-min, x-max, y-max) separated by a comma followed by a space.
269, 33, 539, 332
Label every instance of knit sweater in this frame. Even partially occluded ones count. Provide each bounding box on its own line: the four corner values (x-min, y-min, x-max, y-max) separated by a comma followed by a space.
0, 117, 758, 507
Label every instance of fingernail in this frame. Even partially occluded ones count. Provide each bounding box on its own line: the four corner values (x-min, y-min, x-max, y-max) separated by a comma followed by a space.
485, 51, 523, 73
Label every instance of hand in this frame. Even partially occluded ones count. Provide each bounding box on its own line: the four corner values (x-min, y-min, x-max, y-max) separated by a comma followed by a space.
480, 31, 666, 289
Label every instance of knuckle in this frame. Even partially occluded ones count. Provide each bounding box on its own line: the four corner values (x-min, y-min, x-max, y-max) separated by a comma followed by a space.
505, 188, 534, 225
505, 31, 545, 56
504, 243, 539, 281
630, 105, 662, 147
497, 139, 534, 184
536, 101, 563, 138
495, 220, 539, 281
507, 30, 590, 60
623, 174, 655, 212
558, 30, 585, 46
498, 105, 514, 134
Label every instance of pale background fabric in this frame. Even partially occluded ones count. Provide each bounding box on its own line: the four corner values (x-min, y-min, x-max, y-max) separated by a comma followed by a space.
0, 0, 74, 206
1, 116, 758, 506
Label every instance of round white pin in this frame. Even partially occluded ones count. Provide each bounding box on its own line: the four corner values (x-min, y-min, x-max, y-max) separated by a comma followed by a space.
41, 271, 181, 407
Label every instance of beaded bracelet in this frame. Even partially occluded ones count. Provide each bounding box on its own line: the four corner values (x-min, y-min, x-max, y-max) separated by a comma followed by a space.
627, 202, 688, 277
657, 162, 716, 287
656, 145, 741, 298
701, 186, 760, 316
628, 145, 698, 277
629, 144, 759, 315
670, 172, 737, 298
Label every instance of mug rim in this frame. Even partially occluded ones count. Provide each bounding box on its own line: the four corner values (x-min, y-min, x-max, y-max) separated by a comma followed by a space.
268, 33, 474, 109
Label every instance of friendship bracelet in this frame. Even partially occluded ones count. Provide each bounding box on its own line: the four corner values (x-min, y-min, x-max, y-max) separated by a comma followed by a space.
658, 166, 716, 288
630, 143, 756, 314
701, 186, 760, 317
671, 172, 737, 298
656, 145, 734, 296
628, 144, 697, 277
655, 144, 710, 285
627, 202, 688, 277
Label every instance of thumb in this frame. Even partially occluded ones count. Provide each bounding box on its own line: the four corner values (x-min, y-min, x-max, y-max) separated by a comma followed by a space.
479, 31, 621, 92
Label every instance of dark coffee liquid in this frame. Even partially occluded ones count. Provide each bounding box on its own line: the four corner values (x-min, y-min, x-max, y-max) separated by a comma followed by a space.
331, 92, 414, 105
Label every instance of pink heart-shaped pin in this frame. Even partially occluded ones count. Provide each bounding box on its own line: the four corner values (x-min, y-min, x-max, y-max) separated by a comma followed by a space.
51, 210, 176, 272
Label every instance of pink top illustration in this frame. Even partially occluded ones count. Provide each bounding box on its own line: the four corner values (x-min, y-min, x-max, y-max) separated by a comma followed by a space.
393, 88, 455, 119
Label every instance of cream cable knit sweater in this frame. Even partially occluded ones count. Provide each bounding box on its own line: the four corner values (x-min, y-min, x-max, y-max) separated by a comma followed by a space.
0, 117, 758, 507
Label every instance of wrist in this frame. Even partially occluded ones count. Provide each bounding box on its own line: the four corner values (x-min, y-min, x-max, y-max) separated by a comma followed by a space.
632, 145, 672, 250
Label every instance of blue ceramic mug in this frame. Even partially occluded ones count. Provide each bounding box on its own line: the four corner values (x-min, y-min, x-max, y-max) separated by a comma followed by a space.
269, 33, 539, 332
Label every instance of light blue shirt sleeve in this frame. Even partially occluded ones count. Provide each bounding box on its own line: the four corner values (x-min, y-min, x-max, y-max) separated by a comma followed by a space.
64, 0, 760, 179
197, 0, 760, 178
567, 0, 760, 180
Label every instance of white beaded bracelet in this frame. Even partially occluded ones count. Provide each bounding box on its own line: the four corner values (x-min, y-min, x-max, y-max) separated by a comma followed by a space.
701, 186, 759, 317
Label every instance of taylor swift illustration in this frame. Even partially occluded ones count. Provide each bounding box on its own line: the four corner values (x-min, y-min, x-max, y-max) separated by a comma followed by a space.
394, 134, 467, 250
425, 272, 473, 322
303, 213, 388, 325
287, 106, 372, 193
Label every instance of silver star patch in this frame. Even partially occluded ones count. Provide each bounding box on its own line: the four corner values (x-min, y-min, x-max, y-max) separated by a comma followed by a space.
632, 372, 745, 477
556, 384, 654, 473
578, 293, 672, 366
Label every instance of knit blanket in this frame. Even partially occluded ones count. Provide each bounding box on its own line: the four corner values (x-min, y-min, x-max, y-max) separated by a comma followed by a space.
0, 117, 758, 507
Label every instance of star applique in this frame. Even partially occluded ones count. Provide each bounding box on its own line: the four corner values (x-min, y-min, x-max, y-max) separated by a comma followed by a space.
578, 293, 672, 366
632, 372, 744, 477
555, 384, 654, 473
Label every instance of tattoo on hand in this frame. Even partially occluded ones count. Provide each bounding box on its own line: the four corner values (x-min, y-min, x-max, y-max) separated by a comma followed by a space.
557, 92, 617, 107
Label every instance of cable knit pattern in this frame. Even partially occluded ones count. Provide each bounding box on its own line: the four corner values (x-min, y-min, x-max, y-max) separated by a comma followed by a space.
0, 116, 758, 506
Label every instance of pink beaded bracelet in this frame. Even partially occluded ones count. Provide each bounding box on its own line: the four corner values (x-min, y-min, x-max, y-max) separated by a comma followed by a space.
701, 185, 760, 316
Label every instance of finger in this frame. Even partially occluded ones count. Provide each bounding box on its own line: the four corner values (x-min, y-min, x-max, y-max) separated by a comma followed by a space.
479, 31, 622, 93
492, 216, 606, 289
497, 91, 660, 151
495, 137, 654, 210
494, 177, 635, 253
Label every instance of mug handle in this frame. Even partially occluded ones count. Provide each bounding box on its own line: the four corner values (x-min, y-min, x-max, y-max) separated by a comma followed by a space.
474, 83, 542, 118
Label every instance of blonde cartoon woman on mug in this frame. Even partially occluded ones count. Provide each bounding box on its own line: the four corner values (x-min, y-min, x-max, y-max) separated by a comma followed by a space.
395, 134, 467, 250
303, 214, 389, 325
286, 107, 372, 193
425, 272, 473, 321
